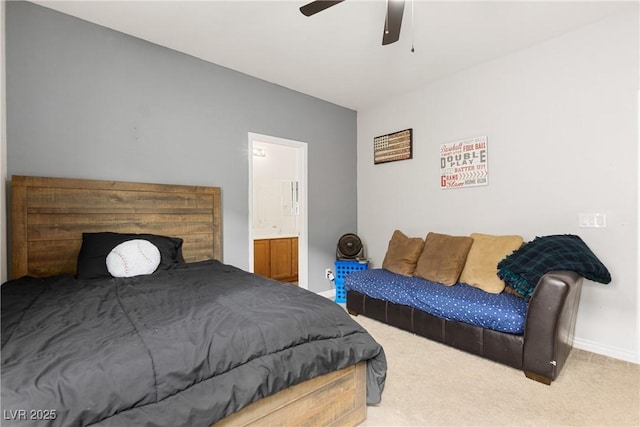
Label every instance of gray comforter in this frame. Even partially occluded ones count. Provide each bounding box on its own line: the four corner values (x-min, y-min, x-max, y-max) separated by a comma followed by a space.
1, 260, 386, 426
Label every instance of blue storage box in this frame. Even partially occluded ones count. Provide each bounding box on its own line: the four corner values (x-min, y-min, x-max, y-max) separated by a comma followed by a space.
334, 260, 368, 303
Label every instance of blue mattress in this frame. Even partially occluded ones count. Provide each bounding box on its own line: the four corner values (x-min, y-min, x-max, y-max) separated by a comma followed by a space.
344, 269, 528, 334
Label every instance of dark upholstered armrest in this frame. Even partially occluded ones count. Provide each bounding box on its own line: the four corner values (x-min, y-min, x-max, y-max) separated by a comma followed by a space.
522, 271, 583, 384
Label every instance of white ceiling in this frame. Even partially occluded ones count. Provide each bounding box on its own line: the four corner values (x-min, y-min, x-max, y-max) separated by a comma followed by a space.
32, 0, 637, 111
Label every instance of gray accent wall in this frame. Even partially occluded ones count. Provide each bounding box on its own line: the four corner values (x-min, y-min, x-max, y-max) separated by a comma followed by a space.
1, 0, 6, 283
6, 1, 357, 292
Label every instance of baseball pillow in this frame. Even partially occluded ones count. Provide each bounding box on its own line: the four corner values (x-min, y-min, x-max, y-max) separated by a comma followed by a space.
106, 239, 161, 278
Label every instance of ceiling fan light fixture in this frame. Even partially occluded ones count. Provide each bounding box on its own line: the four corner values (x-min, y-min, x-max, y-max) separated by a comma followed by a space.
300, 0, 406, 46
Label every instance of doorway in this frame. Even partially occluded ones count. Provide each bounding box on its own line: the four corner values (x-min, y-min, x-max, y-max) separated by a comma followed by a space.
248, 133, 308, 289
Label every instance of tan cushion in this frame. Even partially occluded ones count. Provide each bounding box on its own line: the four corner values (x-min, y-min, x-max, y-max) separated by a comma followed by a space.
503, 285, 526, 298
459, 233, 524, 293
382, 230, 425, 276
414, 232, 473, 285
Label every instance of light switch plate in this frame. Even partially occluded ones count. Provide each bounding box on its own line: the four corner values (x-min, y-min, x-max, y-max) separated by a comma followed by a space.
579, 213, 606, 228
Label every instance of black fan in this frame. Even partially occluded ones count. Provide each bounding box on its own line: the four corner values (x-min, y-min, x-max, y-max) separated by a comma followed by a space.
336, 233, 365, 260
300, 0, 405, 45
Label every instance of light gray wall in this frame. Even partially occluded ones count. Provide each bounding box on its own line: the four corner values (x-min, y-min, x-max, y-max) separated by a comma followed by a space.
1, 0, 7, 283
357, 11, 639, 362
5, 1, 357, 292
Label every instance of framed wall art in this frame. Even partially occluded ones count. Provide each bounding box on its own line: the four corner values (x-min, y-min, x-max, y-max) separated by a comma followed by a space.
374, 128, 412, 164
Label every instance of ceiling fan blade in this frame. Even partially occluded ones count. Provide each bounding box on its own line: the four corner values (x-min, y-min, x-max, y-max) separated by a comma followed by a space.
382, 0, 405, 45
300, 0, 345, 17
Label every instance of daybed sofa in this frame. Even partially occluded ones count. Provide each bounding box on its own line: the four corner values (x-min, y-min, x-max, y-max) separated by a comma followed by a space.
345, 231, 611, 385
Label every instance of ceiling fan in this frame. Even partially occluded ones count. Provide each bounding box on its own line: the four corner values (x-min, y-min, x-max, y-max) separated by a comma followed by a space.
300, 0, 406, 46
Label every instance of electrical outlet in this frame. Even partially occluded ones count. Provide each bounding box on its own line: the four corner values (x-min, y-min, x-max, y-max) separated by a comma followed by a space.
325, 268, 332, 279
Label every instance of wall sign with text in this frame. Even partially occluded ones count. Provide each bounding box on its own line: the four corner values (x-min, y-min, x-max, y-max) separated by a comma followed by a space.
440, 136, 488, 189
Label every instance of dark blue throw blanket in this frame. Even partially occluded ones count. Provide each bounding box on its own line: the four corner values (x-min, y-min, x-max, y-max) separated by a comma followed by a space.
498, 234, 611, 299
345, 269, 528, 334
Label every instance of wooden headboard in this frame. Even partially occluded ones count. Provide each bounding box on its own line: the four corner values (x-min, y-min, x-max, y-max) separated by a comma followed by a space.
11, 175, 222, 279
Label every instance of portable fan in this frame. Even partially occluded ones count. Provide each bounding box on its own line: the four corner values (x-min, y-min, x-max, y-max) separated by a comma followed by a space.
336, 233, 365, 260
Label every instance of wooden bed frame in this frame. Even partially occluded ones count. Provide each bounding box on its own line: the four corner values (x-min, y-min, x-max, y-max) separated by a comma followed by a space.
9, 175, 367, 427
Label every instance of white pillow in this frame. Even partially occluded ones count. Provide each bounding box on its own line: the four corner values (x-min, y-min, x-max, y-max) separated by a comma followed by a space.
106, 239, 161, 278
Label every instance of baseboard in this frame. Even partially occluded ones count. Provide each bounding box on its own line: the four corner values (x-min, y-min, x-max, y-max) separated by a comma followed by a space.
317, 289, 336, 300
573, 337, 639, 364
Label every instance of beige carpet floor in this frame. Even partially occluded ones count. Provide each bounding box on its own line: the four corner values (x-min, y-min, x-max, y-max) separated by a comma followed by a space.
352, 315, 640, 427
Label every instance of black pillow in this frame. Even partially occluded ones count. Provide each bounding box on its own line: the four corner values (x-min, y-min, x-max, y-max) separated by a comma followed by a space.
76, 232, 185, 279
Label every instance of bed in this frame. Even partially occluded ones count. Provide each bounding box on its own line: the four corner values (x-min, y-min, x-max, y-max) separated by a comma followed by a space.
2, 175, 386, 427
